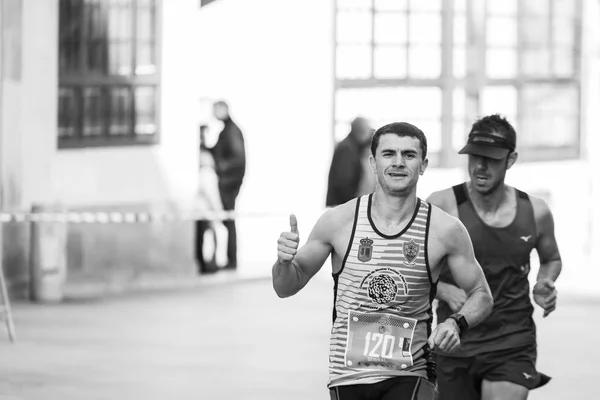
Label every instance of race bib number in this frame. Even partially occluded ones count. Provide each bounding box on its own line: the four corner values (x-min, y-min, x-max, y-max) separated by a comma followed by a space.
344, 311, 417, 370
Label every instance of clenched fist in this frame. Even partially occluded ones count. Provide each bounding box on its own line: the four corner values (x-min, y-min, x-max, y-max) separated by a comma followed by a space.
533, 279, 557, 318
428, 320, 461, 353
277, 214, 300, 264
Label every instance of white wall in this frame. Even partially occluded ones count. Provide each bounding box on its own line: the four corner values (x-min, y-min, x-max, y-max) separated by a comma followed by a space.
195, 0, 334, 269
195, 0, 334, 216
20, 0, 58, 209
196, 0, 333, 275
582, 0, 600, 270
0, 0, 25, 210
50, 0, 201, 208
49, 0, 335, 211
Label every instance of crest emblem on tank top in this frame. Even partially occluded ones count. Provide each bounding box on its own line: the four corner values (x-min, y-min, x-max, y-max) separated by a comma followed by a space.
358, 237, 374, 262
402, 239, 420, 266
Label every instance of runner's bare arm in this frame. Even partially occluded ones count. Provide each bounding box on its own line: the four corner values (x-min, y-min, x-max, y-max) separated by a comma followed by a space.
438, 209, 493, 328
532, 196, 562, 282
531, 196, 562, 317
427, 191, 466, 312
272, 211, 335, 298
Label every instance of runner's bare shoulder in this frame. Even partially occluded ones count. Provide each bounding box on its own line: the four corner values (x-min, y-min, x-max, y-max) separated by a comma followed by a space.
526, 193, 556, 242
426, 187, 458, 217
527, 193, 553, 222
427, 204, 469, 252
313, 198, 360, 240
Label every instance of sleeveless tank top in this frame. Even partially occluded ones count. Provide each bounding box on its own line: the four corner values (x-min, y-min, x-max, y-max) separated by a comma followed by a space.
328, 194, 436, 388
436, 183, 538, 357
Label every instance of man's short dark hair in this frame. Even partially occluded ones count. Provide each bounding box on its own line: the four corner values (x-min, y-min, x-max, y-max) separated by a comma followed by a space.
370, 122, 428, 160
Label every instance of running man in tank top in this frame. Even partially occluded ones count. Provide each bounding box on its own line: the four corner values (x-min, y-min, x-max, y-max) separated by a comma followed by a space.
427, 114, 562, 400
272, 122, 494, 400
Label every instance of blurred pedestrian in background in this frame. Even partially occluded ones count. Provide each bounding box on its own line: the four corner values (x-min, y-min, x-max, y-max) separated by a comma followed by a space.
195, 125, 223, 274
326, 117, 374, 207
202, 101, 246, 270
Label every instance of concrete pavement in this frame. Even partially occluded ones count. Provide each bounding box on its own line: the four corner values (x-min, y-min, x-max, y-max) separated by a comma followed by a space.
1, 274, 599, 400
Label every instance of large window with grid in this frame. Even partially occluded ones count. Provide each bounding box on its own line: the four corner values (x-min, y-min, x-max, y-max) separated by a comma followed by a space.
58, 0, 161, 148
334, 0, 582, 166
480, 0, 581, 161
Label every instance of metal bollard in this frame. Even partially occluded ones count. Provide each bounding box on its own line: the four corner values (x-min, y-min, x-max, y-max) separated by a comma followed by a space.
29, 204, 68, 303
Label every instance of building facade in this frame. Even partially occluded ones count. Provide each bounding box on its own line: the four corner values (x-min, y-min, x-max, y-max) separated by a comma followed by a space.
1, 0, 598, 297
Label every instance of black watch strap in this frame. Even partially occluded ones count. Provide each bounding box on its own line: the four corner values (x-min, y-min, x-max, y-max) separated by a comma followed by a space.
448, 313, 469, 334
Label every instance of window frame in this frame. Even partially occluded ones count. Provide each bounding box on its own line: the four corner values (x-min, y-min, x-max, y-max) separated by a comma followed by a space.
333, 0, 457, 168
58, 0, 162, 150
483, 0, 583, 162
332, 0, 583, 167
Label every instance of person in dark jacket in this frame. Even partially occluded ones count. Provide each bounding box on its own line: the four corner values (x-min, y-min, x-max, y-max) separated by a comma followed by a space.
326, 117, 373, 207
202, 100, 246, 270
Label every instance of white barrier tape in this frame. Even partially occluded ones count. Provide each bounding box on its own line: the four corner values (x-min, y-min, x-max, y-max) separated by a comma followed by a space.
0, 210, 280, 224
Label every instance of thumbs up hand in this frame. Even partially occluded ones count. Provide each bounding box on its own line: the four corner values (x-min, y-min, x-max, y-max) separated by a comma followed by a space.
277, 214, 300, 264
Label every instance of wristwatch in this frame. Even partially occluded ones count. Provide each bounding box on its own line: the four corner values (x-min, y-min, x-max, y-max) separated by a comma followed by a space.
448, 313, 469, 335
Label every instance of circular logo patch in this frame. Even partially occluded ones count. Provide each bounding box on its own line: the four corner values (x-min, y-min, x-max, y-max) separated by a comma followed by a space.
368, 274, 398, 304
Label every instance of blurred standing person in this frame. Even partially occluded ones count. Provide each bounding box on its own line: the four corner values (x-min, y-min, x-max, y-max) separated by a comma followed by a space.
202, 101, 246, 270
356, 141, 377, 197
195, 125, 222, 274
326, 117, 373, 207
427, 114, 562, 400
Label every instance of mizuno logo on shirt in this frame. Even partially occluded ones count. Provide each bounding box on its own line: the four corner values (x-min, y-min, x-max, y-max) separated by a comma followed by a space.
520, 235, 531, 242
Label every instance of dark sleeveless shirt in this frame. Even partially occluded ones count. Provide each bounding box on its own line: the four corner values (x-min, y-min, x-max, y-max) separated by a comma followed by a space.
436, 183, 538, 356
